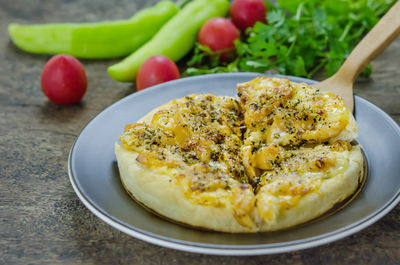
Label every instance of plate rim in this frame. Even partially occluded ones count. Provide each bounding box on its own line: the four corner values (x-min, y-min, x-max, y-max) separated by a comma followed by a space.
68, 72, 400, 255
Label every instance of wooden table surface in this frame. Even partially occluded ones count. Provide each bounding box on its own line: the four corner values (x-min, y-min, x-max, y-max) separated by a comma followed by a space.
1, 0, 399, 264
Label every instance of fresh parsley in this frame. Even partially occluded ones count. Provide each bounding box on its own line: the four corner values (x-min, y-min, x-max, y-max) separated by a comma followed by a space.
184, 0, 396, 78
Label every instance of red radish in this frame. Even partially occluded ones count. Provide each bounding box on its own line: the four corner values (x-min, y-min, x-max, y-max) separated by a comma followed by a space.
198, 17, 239, 61
230, 0, 267, 31
136, 55, 180, 91
41, 54, 87, 105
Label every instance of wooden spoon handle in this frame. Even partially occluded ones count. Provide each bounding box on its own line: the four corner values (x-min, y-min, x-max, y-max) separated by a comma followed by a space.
337, 1, 400, 83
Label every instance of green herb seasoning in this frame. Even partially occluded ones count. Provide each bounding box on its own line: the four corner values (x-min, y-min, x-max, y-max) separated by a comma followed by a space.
185, 0, 396, 78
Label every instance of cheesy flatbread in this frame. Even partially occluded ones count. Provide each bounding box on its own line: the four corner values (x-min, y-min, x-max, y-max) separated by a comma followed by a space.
115, 77, 363, 232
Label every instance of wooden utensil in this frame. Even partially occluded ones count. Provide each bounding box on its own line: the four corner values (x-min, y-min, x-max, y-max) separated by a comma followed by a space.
314, 1, 400, 112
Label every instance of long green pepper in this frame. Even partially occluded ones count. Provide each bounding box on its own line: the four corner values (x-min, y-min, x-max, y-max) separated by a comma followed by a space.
8, 1, 178, 59
108, 0, 230, 82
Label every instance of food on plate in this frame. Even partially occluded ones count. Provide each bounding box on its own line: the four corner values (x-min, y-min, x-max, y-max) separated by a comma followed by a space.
198, 17, 239, 61
136, 55, 180, 91
107, 0, 229, 82
230, 0, 267, 31
41, 54, 87, 105
8, 1, 178, 59
115, 77, 363, 232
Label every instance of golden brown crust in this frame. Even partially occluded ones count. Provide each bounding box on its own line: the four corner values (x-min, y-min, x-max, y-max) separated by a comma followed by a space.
115, 77, 363, 233
115, 143, 362, 232
116, 144, 257, 232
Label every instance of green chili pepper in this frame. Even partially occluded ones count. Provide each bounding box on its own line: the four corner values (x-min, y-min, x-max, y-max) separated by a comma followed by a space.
8, 1, 179, 59
108, 0, 229, 82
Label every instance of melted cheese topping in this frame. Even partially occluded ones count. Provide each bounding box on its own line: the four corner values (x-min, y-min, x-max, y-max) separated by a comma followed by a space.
120, 94, 251, 214
119, 77, 359, 229
237, 77, 350, 146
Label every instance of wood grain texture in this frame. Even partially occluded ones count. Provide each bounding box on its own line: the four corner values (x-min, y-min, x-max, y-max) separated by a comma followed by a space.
0, 0, 399, 264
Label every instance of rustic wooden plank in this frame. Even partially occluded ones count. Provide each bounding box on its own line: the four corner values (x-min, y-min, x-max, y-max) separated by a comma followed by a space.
1, 0, 399, 264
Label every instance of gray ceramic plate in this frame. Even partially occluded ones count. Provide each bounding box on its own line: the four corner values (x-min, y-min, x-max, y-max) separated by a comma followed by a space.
68, 73, 400, 255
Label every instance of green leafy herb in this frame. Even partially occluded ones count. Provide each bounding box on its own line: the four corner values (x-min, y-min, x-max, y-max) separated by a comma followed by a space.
184, 0, 396, 78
